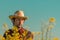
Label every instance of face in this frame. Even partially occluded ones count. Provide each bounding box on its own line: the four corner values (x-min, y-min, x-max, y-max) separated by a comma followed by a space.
14, 18, 25, 27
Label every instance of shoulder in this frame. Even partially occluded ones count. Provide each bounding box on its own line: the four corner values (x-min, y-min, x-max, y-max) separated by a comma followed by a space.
27, 30, 33, 36
25, 30, 33, 39
23, 28, 32, 35
22, 28, 33, 36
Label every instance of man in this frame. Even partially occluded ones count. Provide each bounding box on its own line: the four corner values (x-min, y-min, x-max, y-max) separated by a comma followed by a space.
3, 10, 33, 40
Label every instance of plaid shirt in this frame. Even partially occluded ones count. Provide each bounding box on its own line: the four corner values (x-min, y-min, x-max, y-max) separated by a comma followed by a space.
3, 26, 33, 40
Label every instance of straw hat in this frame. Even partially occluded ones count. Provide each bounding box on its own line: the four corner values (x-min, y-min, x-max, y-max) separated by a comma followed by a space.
9, 10, 28, 20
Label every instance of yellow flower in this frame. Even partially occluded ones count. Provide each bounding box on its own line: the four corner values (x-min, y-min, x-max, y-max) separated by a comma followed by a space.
0, 35, 5, 40
15, 38, 20, 40
12, 26, 18, 32
22, 31, 27, 36
49, 17, 55, 22
12, 33, 15, 36
2, 37, 5, 40
53, 37, 59, 40
8, 37, 14, 40
27, 37, 32, 40
19, 38, 23, 40
7, 35, 12, 39
14, 36, 19, 39
15, 33, 19, 36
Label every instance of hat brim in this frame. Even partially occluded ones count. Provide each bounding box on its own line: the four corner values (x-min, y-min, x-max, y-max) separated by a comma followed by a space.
9, 15, 28, 20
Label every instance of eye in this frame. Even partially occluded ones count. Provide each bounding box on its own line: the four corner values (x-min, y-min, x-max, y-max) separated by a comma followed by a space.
15, 19, 19, 21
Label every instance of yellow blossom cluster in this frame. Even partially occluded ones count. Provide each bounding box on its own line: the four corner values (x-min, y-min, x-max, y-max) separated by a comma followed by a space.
0, 26, 33, 40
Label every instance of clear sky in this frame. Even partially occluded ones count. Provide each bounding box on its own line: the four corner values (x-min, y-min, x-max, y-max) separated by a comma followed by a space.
0, 0, 60, 38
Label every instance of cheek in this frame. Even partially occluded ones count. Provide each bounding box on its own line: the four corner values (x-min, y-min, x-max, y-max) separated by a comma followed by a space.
20, 20, 24, 24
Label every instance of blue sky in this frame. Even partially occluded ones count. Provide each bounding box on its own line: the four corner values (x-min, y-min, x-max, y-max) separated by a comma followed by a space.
0, 0, 60, 38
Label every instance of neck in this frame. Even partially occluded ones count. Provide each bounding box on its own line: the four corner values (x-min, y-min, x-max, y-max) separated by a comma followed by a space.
19, 25, 22, 28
